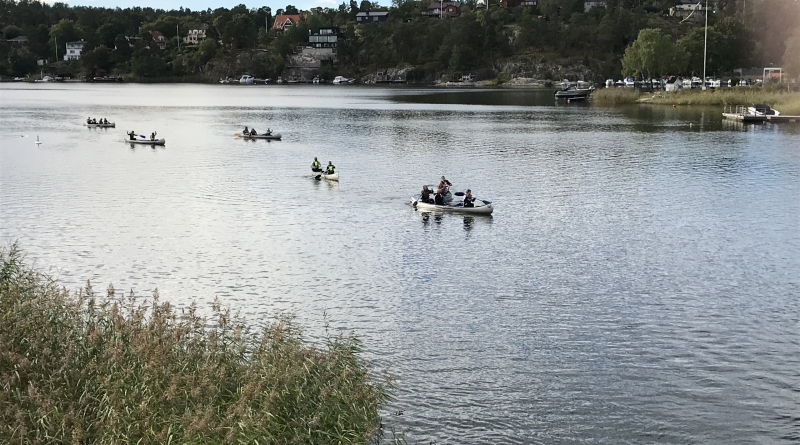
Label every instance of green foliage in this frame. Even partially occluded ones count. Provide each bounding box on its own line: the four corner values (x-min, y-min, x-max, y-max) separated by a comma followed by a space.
621, 28, 682, 78
81, 44, 113, 76
0, 244, 389, 444
48, 18, 84, 55
8, 47, 38, 77
131, 48, 168, 77
3, 24, 23, 39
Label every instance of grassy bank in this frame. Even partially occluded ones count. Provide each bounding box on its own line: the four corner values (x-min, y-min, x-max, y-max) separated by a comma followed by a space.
591, 87, 641, 105
592, 86, 800, 114
0, 244, 389, 444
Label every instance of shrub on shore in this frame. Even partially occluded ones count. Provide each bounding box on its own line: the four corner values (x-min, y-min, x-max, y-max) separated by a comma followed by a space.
0, 244, 388, 444
646, 88, 800, 113
591, 87, 641, 105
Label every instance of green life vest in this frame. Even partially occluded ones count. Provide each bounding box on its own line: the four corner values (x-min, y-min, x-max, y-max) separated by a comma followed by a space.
327, 165, 334, 173
313, 161, 320, 168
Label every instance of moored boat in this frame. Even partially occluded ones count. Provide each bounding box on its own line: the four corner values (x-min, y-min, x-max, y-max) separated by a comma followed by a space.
410, 196, 493, 215
555, 86, 593, 99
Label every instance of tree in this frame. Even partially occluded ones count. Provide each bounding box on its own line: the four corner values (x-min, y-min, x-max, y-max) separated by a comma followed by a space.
3, 25, 23, 40
621, 28, 679, 78
284, 5, 299, 14
8, 48, 38, 77
783, 29, 800, 79
48, 19, 84, 59
81, 45, 114, 76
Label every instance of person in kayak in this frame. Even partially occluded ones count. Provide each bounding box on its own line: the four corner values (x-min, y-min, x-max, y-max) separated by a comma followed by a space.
463, 189, 475, 207
150, 132, 156, 141
311, 157, 321, 172
434, 191, 444, 205
104, 118, 109, 124
87, 117, 92, 124
243, 126, 249, 134
265, 128, 272, 136
128, 131, 136, 141
421, 185, 432, 203
326, 161, 335, 174
437, 176, 452, 195
250, 128, 257, 136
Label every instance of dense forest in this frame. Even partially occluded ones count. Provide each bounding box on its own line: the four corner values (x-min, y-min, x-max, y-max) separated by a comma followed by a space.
0, 0, 798, 82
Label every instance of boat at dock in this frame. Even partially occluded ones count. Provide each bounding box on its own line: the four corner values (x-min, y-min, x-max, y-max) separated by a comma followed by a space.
722, 105, 799, 123
555, 85, 593, 99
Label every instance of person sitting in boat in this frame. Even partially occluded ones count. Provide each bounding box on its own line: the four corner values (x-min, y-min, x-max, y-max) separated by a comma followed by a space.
265, 128, 272, 136
87, 117, 92, 124
437, 176, 452, 195
463, 189, 475, 208
326, 161, 335, 174
150, 132, 156, 141
421, 185, 433, 204
128, 131, 136, 141
103, 118, 108, 124
311, 157, 321, 172
434, 191, 444, 205
243, 126, 249, 134
250, 128, 257, 136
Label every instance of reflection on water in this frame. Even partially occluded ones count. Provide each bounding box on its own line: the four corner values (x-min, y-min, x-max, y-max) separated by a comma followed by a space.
2, 84, 800, 444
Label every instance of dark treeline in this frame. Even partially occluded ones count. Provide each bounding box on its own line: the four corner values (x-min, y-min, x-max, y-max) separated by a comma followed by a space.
1, 0, 797, 81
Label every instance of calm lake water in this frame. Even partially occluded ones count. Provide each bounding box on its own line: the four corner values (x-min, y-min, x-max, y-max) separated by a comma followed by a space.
1, 84, 799, 444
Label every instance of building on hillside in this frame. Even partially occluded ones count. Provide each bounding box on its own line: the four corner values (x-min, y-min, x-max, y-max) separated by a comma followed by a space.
356, 11, 389, 23
476, 0, 487, 8
583, 0, 604, 12
7, 36, 28, 47
502, 0, 538, 7
273, 14, 304, 32
124, 35, 142, 47
423, 1, 463, 18
308, 27, 341, 50
64, 40, 87, 60
669, 2, 713, 21
149, 31, 167, 49
187, 23, 209, 45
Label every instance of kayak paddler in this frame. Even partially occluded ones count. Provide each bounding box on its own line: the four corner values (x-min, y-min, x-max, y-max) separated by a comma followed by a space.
326, 161, 335, 174
311, 157, 321, 172
128, 131, 136, 140
463, 189, 475, 208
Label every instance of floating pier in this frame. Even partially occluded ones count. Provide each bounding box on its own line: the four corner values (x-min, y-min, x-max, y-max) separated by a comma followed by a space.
723, 105, 800, 123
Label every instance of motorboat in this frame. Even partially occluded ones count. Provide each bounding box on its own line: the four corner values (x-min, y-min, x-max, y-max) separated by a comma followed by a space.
709, 79, 721, 88
332, 76, 352, 84
236, 132, 281, 140
410, 196, 493, 215
312, 76, 320, 84
555, 85, 593, 99
239, 75, 254, 85
35, 76, 54, 82
605, 79, 614, 88
86, 121, 116, 128
651, 79, 663, 88
623, 76, 635, 87
747, 104, 780, 116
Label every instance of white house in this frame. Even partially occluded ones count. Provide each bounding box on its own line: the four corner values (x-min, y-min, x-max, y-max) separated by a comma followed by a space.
187, 23, 209, 45
64, 40, 87, 61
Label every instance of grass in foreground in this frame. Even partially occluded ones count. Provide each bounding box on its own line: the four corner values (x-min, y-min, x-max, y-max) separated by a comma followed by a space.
0, 244, 389, 444
591, 87, 641, 105
644, 87, 800, 114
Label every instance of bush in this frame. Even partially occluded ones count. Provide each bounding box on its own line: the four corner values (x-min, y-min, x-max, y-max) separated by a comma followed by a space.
0, 244, 389, 444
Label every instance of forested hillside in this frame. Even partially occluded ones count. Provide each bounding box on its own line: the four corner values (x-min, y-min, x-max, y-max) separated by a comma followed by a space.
1, 0, 797, 82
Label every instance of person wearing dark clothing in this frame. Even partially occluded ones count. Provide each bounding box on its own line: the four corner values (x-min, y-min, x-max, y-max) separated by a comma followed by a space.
250, 128, 257, 136
312, 157, 321, 172
434, 192, 444, 205
326, 161, 336, 174
463, 189, 475, 208
128, 131, 136, 141
421, 185, 432, 203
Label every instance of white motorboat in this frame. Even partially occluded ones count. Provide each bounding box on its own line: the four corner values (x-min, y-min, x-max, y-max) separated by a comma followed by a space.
410, 196, 493, 215
312, 76, 320, 84
86, 122, 115, 128
747, 104, 780, 116
332, 76, 352, 84
236, 132, 281, 140
605, 79, 614, 88
623, 76, 635, 87
239, 75, 254, 85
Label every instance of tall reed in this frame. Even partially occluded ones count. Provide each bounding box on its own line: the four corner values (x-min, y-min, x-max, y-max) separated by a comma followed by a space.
0, 244, 389, 444
591, 88, 641, 105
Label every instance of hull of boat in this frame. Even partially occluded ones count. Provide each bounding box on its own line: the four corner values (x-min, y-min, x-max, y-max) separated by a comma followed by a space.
555, 89, 591, 99
411, 197, 493, 215
237, 133, 282, 140
320, 172, 338, 181
125, 138, 165, 145
87, 123, 116, 128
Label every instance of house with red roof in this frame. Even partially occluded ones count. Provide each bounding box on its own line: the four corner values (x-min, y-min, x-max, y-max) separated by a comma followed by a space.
272, 14, 305, 32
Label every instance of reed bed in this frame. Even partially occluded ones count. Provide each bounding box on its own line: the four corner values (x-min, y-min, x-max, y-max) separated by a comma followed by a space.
646, 88, 800, 113
0, 244, 389, 444
590, 88, 641, 105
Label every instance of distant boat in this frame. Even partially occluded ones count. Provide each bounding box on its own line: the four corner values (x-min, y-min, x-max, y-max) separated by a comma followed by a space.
605, 79, 614, 88
555, 85, 593, 99
332, 76, 352, 84
624, 76, 635, 87
34, 76, 54, 83
312, 76, 320, 84
239, 75, 254, 85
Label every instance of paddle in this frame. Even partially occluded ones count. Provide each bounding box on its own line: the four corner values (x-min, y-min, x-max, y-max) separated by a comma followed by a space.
234, 133, 240, 136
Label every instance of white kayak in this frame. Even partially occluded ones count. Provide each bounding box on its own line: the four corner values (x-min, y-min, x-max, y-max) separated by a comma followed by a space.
236, 133, 281, 140
87, 122, 115, 128
313, 171, 339, 181
410, 196, 493, 215
124, 138, 165, 146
